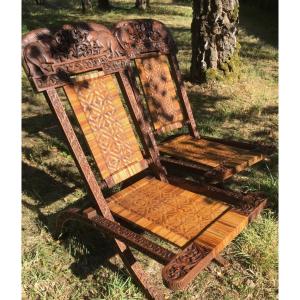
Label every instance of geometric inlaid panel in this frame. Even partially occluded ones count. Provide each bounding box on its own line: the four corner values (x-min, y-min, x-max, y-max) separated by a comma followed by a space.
159, 135, 264, 171
108, 176, 229, 247
64, 72, 147, 186
136, 55, 185, 134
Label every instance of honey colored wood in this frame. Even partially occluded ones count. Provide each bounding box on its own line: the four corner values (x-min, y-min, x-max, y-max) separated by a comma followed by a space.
135, 55, 185, 134
159, 134, 264, 174
108, 176, 240, 248
23, 22, 267, 298
113, 19, 267, 182
195, 210, 248, 256
64, 72, 148, 187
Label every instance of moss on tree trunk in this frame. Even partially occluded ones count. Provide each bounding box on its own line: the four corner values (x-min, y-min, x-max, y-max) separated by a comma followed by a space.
191, 0, 240, 83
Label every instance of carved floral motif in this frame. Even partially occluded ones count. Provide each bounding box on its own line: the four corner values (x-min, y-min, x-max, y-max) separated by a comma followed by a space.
162, 243, 211, 290
114, 19, 177, 57
22, 23, 128, 91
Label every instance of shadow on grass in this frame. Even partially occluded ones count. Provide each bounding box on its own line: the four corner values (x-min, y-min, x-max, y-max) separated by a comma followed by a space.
188, 90, 278, 147
239, 3, 278, 48
22, 160, 133, 282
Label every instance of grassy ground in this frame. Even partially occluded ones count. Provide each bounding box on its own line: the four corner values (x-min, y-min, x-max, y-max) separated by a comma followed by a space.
22, 0, 278, 299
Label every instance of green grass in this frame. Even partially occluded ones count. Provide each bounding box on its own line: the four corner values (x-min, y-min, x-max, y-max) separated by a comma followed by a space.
22, 0, 278, 299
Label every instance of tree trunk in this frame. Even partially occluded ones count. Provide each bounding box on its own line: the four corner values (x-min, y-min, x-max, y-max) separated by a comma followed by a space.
81, 0, 92, 13
191, 0, 240, 83
135, 0, 150, 10
98, 0, 110, 10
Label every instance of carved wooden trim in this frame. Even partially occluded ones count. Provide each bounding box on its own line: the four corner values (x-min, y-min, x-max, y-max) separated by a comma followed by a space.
113, 20, 199, 138
23, 23, 170, 300
44, 88, 164, 299
57, 208, 176, 265
45, 89, 113, 218
167, 175, 267, 217
168, 54, 199, 138
118, 69, 168, 182
114, 19, 177, 58
22, 22, 129, 92
162, 243, 213, 290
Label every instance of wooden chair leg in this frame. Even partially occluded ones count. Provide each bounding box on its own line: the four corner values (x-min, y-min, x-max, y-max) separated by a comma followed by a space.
56, 208, 165, 300
118, 247, 165, 300
213, 254, 230, 268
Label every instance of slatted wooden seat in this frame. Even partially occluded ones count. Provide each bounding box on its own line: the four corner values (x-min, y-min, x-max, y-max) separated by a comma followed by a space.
114, 19, 271, 182
108, 176, 251, 251
22, 22, 267, 299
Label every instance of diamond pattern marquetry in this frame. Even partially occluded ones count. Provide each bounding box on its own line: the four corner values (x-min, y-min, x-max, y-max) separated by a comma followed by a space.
159, 135, 264, 170
64, 73, 147, 185
136, 55, 185, 133
108, 176, 230, 247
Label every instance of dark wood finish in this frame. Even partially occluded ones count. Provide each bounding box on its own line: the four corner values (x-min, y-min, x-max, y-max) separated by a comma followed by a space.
22, 23, 165, 300
57, 207, 175, 265
214, 254, 230, 268
168, 53, 199, 138
23, 22, 267, 297
162, 243, 213, 290
22, 23, 128, 92
167, 175, 267, 218
113, 19, 268, 182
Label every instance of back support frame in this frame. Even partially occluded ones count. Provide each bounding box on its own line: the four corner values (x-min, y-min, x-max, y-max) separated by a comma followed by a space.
22, 22, 267, 298
22, 22, 168, 299
113, 19, 272, 182
114, 19, 199, 138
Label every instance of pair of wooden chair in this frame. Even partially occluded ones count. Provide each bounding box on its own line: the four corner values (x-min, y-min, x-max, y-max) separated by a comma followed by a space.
22, 20, 268, 299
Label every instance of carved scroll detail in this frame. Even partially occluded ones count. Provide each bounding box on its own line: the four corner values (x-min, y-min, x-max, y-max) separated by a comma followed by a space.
206, 185, 267, 216
114, 19, 177, 58
162, 243, 212, 290
45, 89, 113, 219
22, 23, 128, 91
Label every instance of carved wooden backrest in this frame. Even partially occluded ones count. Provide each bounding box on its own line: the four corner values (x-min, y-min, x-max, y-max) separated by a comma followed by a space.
114, 19, 189, 134
22, 23, 149, 187
64, 72, 148, 186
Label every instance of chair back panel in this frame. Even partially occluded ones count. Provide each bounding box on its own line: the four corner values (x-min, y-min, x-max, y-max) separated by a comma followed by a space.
64, 72, 148, 185
22, 22, 128, 92
135, 55, 185, 134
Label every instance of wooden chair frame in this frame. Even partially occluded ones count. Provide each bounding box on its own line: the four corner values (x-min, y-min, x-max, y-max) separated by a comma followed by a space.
113, 19, 274, 183
22, 22, 266, 299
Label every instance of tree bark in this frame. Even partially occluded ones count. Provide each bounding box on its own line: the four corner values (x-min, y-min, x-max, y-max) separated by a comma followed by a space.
81, 0, 92, 13
191, 0, 239, 82
135, 0, 150, 10
98, 0, 110, 10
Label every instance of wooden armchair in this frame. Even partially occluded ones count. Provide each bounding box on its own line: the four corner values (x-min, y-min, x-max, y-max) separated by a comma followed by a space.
113, 19, 273, 183
22, 22, 266, 299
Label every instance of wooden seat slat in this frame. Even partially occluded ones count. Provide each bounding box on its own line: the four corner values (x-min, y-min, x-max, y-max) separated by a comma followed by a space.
108, 176, 237, 248
159, 134, 263, 171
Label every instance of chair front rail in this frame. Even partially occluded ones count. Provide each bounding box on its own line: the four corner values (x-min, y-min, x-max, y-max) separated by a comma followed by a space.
57, 208, 176, 265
